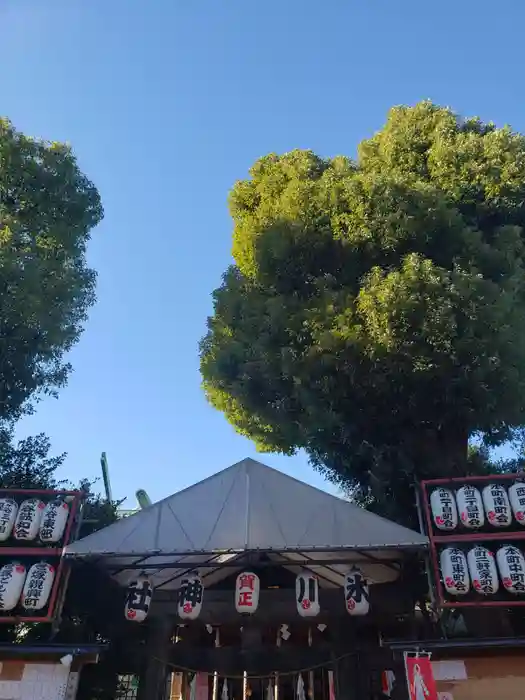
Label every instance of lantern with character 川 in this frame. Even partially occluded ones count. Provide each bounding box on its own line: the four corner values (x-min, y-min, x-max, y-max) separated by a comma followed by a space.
295, 571, 320, 617
177, 575, 203, 620
235, 571, 260, 614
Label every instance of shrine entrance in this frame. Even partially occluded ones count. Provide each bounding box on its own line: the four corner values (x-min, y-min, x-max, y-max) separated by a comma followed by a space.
65, 458, 428, 700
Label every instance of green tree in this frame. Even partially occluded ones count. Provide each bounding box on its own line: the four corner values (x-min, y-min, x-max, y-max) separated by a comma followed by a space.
200, 102, 525, 524
0, 118, 103, 422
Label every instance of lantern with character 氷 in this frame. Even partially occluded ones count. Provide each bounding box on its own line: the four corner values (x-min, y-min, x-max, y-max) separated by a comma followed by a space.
177, 575, 203, 620
344, 567, 370, 616
295, 571, 320, 617
235, 571, 260, 614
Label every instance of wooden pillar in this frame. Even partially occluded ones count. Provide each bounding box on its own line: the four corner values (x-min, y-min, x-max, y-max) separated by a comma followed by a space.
138, 616, 173, 700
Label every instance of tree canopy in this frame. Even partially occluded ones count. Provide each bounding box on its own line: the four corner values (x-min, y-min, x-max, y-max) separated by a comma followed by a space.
200, 102, 525, 522
0, 118, 103, 422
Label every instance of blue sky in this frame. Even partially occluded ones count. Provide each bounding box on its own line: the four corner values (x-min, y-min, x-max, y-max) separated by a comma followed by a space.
1, 0, 522, 507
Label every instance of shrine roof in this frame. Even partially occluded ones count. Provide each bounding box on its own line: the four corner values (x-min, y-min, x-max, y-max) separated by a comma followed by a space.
65, 459, 427, 587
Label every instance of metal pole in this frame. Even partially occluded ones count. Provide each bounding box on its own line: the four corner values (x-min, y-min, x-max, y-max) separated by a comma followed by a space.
212, 629, 220, 700
274, 629, 281, 700
243, 671, 248, 700
308, 627, 314, 700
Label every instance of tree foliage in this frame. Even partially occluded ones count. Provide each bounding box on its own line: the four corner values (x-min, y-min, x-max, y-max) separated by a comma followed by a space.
0, 118, 103, 421
200, 102, 525, 522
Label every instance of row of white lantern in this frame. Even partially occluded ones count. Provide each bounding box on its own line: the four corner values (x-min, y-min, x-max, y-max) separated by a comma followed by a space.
0, 498, 70, 543
125, 569, 370, 623
0, 561, 55, 611
430, 483, 525, 531
440, 545, 525, 596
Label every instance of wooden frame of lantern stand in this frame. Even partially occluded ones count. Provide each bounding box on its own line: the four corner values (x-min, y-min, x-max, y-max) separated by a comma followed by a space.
0, 488, 85, 624
421, 473, 525, 609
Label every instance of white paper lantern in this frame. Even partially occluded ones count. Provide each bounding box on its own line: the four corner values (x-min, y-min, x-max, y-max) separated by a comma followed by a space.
439, 547, 470, 596
177, 575, 203, 620
430, 488, 458, 530
467, 546, 499, 595
482, 484, 511, 528
39, 500, 70, 543
13, 499, 45, 541
508, 483, 525, 526
496, 545, 525, 594
456, 486, 484, 529
124, 575, 153, 621
295, 572, 320, 617
0, 562, 26, 611
344, 568, 369, 615
0, 499, 18, 542
21, 561, 55, 610
235, 571, 260, 614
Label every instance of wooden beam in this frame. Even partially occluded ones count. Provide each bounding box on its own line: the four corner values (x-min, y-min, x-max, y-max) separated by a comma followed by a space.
150, 584, 412, 622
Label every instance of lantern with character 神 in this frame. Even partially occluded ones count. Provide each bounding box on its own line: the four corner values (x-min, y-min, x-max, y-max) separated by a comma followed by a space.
21, 561, 55, 611
455, 485, 484, 529
14, 499, 45, 541
467, 546, 499, 595
0, 499, 18, 542
177, 575, 203, 620
482, 484, 512, 528
0, 563, 26, 611
496, 545, 525, 594
508, 483, 525, 525
125, 575, 153, 622
344, 567, 369, 615
295, 571, 320, 617
39, 500, 69, 543
430, 488, 458, 531
235, 571, 260, 614
439, 547, 470, 596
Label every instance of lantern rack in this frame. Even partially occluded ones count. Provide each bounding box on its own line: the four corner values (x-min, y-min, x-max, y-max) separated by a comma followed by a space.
0, 488, 84, 624
421, 473, 525, 609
